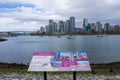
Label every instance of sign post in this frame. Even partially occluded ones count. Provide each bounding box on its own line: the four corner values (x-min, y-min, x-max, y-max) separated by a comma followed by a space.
73, 71, 76, 80
44, 72, 47, 80
28, 52, 91, 80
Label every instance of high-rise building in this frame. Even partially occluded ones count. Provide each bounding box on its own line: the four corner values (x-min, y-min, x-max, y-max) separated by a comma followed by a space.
114, 25, 120, 33
40, 26, 44, 33
64, 22, 66, 33
86, 23, 91, 31
104, 23, 110, 32
48, 19, 58, 34
83, 18, 88, 31
58, 20, 64, 33
49, 19, 54, 34
64, 20, 70, 33
45, 25, 49, 34
96, 21, 102, 32
49, 19, 53, 23
91, 23, 96, 32
70, 16, 75, 33
53, 22, 57, 34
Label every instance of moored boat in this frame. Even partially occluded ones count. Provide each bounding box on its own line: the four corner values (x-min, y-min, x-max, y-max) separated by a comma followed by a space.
97, 35, 103, 37
67, 36, 75, 39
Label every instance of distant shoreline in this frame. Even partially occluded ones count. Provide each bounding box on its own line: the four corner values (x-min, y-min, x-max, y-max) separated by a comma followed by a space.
29, 33, 120, 37
1, 33, 120, 38
30, 32, 120, 36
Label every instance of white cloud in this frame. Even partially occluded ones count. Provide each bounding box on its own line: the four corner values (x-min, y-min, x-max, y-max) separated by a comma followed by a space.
0, 17, 14, 26
0, 0, 120, 31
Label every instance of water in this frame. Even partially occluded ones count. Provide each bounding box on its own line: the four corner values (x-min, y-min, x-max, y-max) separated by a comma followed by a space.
0, 35, 120, 64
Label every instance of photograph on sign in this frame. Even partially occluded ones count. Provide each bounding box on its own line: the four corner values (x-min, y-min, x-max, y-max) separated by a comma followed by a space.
28, 52, 91, 71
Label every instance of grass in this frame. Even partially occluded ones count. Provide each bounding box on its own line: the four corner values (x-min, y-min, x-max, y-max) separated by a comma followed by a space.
0, 69, 120, 76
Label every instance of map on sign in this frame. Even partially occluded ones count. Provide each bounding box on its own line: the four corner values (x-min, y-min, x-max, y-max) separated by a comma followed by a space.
28, 52, 91, 71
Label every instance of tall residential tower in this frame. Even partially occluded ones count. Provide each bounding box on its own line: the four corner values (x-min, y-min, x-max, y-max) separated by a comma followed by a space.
70, 16, 75, 33
83, 18, 88, 31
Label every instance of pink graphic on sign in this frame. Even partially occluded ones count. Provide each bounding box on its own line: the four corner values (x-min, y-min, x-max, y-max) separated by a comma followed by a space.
62, 61, 70, 67
34, 52, 54, 56
28, 52, 91, 71
70, 61, 78, 65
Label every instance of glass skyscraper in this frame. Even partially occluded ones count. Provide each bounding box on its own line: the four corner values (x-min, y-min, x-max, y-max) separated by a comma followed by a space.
70, 17, 75, 33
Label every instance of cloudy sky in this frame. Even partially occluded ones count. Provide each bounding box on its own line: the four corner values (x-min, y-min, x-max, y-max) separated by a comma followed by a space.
0, 0, 120, 31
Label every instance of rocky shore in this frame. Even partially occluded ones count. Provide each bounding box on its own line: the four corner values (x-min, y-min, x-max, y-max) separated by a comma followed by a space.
0, 38, 7, 42
0, 62, 120, 80
0, 73, 120, 80
1, 62, 120, 71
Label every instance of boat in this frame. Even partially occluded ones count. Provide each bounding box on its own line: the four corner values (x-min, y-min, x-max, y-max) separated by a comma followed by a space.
57, 33, 61, 38
67, 36, 75, 39
97, 35, 103, 37
57, 35, 61, 38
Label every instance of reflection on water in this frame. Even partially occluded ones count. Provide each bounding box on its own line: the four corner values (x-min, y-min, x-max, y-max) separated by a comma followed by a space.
0, 35, 120, 64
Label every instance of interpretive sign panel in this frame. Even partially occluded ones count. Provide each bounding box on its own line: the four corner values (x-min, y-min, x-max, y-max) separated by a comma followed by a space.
28, 52, 91, 71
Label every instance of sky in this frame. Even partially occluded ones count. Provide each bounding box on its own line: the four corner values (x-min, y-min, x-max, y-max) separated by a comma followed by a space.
0, 0, 120, 31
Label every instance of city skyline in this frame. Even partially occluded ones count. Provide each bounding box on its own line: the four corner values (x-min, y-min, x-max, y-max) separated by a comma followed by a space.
38, 16, 120, 35
0, 0, 120, 31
